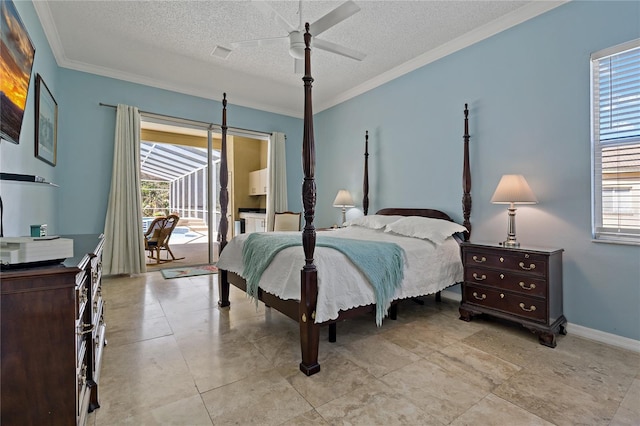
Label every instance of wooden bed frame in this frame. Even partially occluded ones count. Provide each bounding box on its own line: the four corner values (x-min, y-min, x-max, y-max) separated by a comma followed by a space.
217, 25, 472, 376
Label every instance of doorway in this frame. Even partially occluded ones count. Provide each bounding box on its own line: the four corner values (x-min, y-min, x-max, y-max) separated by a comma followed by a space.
138, 114, 273, 271
139, 118, 219, 270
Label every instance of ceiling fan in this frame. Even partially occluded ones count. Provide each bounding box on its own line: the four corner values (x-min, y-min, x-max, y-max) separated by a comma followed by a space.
232, 0, 366, 73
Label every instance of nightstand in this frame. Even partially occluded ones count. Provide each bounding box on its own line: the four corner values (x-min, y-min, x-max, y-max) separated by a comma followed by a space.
459, 242, 567, 347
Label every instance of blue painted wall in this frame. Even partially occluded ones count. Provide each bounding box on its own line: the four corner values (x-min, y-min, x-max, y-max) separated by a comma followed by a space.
314, 1, 640, 341
0, 0, 60, 235
2, 1, 638, 341
55, 70, 302, 235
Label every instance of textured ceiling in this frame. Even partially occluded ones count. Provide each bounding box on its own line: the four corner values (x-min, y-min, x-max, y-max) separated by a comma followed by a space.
34, 1, 564, 118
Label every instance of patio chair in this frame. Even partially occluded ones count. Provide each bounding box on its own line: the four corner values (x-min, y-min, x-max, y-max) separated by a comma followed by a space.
273, 211, 302, 231
144, 214, 185, 263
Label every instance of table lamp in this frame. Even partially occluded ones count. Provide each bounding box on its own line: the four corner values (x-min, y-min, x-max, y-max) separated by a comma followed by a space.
491, 174, 538, 247
333, 189, 354, 225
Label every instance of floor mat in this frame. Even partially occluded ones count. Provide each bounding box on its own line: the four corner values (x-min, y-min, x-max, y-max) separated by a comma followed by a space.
160, 264, 218, 279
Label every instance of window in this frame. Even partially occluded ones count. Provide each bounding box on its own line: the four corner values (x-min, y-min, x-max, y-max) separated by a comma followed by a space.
591, 39, 640, 244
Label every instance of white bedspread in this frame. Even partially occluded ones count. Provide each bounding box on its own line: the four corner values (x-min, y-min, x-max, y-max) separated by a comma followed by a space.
216, 226, 463, 324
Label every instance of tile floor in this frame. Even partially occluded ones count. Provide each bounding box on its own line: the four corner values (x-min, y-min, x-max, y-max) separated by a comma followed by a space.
87, 272, 640, 425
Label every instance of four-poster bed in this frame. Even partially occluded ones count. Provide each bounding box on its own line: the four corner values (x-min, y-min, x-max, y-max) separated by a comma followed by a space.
216, 25, 472, 376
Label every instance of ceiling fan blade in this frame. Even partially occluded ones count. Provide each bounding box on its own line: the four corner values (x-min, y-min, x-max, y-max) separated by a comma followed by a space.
251, 0, 297, 34
309, 0, 360, 37
231, 36, 288, 49
313, 38, 366, 61
294, 58, 304, 74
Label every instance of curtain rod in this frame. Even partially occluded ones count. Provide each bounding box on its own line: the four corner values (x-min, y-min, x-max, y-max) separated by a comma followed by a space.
98, 102, 272, 138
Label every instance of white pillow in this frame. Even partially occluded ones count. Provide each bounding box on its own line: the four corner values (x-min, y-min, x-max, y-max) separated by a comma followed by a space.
384, 216, 467, 244
344, 214, 403, 230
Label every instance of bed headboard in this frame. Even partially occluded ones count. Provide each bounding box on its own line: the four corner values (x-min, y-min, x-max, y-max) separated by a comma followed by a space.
375, 208, 454, 222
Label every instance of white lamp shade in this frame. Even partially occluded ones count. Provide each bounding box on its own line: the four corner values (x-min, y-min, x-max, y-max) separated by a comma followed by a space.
333, 189, 355, 207
491, 175, 538, 204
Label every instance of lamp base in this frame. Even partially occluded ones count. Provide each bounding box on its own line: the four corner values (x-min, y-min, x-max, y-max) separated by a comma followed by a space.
502, 240, 520, 248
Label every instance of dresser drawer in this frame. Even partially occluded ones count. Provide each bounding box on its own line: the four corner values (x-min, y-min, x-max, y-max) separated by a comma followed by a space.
463, 284, 546, 322
77, 361, 89, 419
464, 249, 547, 277
91, 254, 103, 296
75, 271, 89, 319
92, 293, 104, 325
465, 267, 547, 298
93, 316, 107, 382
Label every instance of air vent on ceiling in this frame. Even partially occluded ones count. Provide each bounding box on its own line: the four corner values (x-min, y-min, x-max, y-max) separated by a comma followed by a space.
211, 45, 232, 60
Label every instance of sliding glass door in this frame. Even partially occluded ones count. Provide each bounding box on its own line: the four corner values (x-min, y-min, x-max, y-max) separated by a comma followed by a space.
139, 115, 220, 269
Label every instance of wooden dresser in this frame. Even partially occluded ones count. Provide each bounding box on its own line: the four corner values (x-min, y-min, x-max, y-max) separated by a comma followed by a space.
458, 242, 566, 347
1, 234, 105, 425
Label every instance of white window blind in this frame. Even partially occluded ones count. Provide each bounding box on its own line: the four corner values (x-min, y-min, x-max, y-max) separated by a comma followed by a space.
592, 39, 640, 244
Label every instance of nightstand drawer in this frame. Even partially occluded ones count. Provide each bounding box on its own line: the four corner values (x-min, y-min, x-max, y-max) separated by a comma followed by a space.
464, 249, 547, 277
463, 284, 547, 322
465, 267, 547, 298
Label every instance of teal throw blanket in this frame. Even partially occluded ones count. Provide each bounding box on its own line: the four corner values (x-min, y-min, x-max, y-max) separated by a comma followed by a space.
242, 233, 405, 325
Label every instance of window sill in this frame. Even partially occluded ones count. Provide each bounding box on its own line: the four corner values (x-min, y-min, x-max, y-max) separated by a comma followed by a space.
591, 238, 640, 247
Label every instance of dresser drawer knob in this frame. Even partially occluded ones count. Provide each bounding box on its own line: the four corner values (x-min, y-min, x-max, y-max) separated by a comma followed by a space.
500, 274, 504, 279
519, 303, 536, 312
500, 293, 505, 298
519, 282, 536, 290
500, 257, 504, 262
519, 262, 536, 271
472, 273, 487, 281
472, 255, 486, 263
472, 292, 487, 300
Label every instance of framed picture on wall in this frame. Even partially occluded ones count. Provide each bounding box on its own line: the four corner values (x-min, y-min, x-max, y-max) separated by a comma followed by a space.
35, 74, 57, 166
0, 0, 36, 145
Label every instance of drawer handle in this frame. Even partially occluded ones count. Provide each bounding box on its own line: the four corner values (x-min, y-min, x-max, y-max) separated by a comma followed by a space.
78, 365, 87, 387
77, 323, 95, 336
519, 262, 536, 271
472, 273, 487, 281
519, 303, 536, 312
472, 292, 486, 301
519, 282, 536, 290
472, 255, 486, 263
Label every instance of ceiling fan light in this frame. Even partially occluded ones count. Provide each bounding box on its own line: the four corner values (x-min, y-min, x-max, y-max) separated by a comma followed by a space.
288, 31, 306, 59
289, 42, 305, 59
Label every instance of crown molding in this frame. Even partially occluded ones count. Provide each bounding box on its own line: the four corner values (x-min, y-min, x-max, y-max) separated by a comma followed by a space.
33, 1, 567, 118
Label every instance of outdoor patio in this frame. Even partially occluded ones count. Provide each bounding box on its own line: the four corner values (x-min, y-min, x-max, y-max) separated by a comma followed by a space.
144, 240, 216, 272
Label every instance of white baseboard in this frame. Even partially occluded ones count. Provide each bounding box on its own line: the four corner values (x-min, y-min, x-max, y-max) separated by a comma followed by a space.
567, 323, 640, 353
440, 289, 640, 354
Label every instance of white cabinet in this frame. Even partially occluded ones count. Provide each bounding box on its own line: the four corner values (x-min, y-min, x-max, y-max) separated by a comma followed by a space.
249, 169, 268, 195
239, 212, 266, 233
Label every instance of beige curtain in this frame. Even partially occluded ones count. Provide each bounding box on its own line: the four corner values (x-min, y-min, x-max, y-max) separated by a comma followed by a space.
103, 104, 146, 275
266, 132, 288, 231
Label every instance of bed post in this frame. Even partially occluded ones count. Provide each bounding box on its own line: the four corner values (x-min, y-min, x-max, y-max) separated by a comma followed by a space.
462, 103, 472, 240
218, 94, 230, 307
299, 23, 321, 376
363, 130, 369, 216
